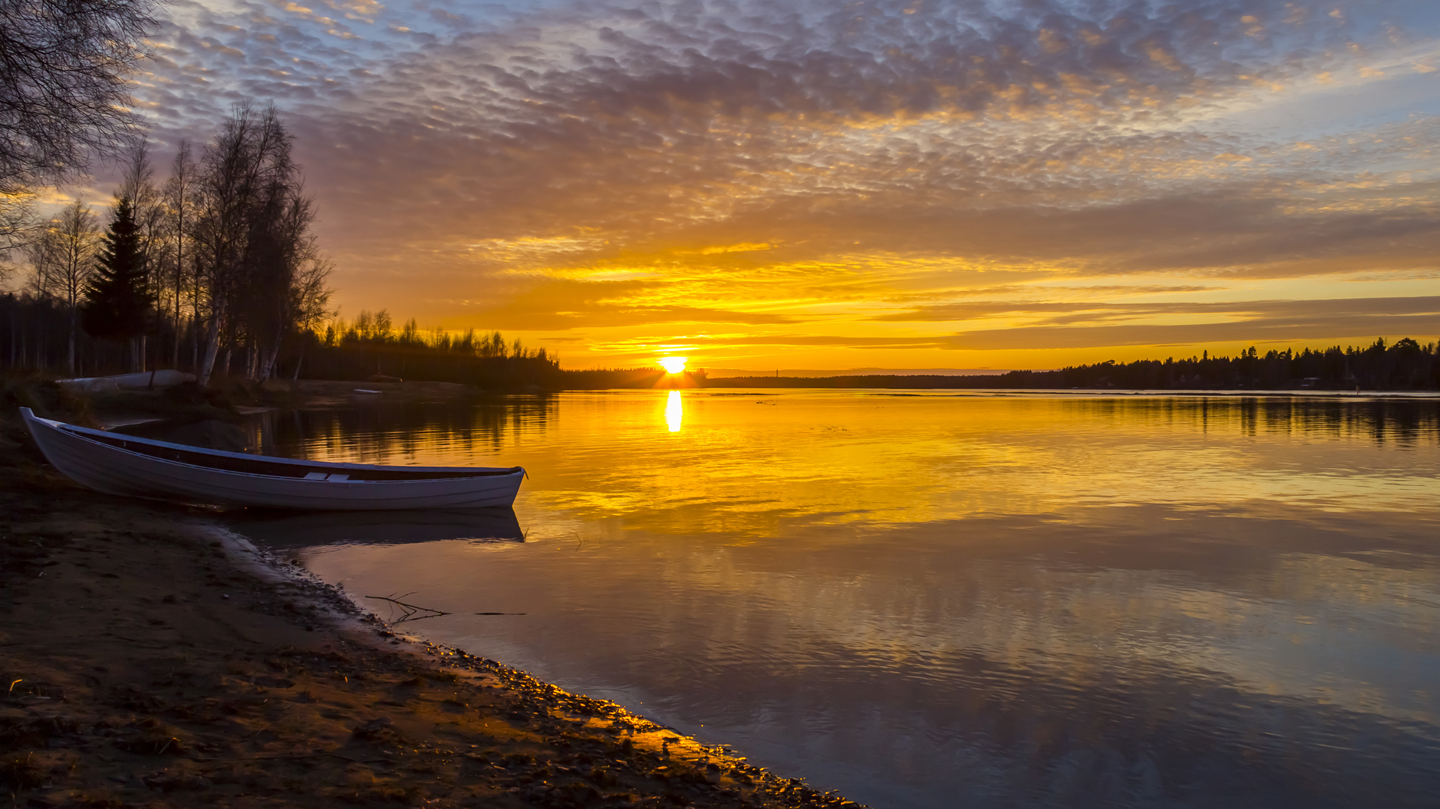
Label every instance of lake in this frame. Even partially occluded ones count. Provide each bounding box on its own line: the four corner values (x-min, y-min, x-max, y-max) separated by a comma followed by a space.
229, 391, 1440, 808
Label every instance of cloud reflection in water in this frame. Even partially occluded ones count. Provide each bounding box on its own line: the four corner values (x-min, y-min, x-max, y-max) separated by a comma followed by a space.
242, 392, 1440, 808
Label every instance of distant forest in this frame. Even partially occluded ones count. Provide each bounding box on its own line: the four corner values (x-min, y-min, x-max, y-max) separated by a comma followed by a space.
707, 338, 1440, 392
3, 291, 1437, 393
298, 332, 1440, 392
293, 310, 566, 391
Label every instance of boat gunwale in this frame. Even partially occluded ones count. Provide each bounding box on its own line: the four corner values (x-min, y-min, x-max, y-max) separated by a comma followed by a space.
23, 410, 523, 483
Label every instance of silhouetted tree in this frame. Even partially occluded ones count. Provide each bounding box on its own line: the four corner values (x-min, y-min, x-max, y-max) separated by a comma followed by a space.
26, 200, 98, 374
192, 102, 312, 384
163, 140, 198, 368
0, 0, 156, 190
0, 188, 35, 263
82, 196, 149, 369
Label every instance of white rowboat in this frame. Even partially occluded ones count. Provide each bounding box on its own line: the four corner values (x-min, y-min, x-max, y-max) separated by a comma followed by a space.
56, 370, 197, 391
20, 407, 524, 510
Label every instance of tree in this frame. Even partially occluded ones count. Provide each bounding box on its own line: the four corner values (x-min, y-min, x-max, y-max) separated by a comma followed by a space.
242, 185, 319, 380
112, 141, 166, 367
192, 103, 293, 384
0, 188, 36, 267
0, 0, 156, 191
118, 142, 166, 295
163, 140, 197, 367
82, 196, 149, 369
191, 102, 329, 384
27, 201, 98, 375
285, 253, 333, 379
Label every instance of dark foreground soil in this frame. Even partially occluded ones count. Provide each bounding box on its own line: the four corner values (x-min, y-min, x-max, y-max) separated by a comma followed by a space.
0, 383, 861, 809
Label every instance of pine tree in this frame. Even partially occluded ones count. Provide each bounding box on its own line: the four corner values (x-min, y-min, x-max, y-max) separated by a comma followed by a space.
82, 196, 150, 368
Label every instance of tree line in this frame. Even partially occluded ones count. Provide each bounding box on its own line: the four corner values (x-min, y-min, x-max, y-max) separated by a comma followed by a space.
706, 338, 1440, 392
288, 309, 566, 390
0, 1, 339, 386
2, 104, 332, 384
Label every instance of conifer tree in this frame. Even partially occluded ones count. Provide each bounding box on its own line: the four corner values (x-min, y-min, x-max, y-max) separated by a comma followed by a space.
83, 195, 150, 369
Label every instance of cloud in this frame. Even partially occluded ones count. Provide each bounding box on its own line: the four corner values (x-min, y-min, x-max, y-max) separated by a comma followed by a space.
117, 0, 1440, 363
940, 297, 1440, 350
879, 294, 1440, 321
424, 276, 803, 330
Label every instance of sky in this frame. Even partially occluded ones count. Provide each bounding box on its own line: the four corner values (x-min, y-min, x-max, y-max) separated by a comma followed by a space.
111, 0, 1440, 370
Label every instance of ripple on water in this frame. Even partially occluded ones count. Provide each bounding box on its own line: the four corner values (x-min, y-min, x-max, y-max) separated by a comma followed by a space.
235, 392, 1440, 809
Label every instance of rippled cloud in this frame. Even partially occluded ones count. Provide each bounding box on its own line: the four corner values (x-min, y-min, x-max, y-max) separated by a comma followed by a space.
128, 0, 1440, 366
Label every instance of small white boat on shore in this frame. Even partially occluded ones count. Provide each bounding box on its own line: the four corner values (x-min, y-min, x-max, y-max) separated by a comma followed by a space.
56, 370, 197, 392
20, 407, 525, 510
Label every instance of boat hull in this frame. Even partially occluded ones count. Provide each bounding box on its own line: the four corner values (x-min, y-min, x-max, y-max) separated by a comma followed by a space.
21, 408, 524, 510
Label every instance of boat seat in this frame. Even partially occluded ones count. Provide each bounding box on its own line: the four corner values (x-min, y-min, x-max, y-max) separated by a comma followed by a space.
304, 472, 327, 480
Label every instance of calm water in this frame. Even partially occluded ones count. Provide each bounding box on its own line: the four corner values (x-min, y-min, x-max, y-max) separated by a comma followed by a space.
230, 391, 1440, 808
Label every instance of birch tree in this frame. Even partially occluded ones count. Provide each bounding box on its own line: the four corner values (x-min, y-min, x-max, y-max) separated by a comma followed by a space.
113, 142, 165, 368
192, 103, 295, 384
119, 142, 166, 297
27, 201, 99, 374
163, 140, 197, 367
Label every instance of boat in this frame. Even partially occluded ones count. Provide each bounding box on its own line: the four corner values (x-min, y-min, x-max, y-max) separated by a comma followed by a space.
19, 407, 525, 510
56, 370, 197, 392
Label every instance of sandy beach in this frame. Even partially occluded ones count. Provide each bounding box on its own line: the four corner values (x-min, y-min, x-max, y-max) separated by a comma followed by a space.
0, 388, 860, 808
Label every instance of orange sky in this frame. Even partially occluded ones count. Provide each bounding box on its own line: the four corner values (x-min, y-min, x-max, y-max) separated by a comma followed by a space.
103, 0, 1440, 369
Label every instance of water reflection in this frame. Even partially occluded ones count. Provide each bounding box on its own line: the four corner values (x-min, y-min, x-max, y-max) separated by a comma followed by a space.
235, 392, 1440, 809
229, 507, 525, 549
1049, 395, 1440, 447
665, 390, 683, 433
242, 394, 557, 466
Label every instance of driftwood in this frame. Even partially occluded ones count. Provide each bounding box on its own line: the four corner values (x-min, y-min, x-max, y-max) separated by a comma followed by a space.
364, 594, 527, 621
365, 593, 451, 623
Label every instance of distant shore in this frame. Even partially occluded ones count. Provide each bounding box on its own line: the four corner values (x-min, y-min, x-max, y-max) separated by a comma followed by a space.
0, 384, 860, 809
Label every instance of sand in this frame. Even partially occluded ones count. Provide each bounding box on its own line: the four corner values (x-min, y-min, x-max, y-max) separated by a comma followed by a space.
0, 399, 861, 808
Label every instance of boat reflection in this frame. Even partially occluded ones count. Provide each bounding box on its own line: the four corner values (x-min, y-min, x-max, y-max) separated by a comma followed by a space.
236, 391, 1440, 808
665, 390, 683, 433
242, 395, 558, 465
230, 507, 524, 549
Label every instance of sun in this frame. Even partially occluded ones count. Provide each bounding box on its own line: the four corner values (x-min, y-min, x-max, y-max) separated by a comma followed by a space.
658, 357, 687, 374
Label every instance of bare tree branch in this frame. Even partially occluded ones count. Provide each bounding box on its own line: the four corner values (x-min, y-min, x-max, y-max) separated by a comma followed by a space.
26, 200, 98, 373
0, 0, 158, 190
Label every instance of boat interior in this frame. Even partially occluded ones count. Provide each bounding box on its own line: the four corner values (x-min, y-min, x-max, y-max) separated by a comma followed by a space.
72, 427, 519, 481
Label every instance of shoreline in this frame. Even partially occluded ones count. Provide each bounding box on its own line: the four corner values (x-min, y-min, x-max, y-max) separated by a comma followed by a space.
0, 434, 859, 807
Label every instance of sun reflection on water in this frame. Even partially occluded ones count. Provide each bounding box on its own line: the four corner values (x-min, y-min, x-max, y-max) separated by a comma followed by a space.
665, 390, 683, 433
247, 392, 1440, 809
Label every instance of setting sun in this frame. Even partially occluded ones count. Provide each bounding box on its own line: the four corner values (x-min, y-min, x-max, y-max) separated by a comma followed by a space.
5, 0, 1440, 807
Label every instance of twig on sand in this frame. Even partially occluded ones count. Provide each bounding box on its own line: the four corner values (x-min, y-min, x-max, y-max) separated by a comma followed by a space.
365, 593, 451, 623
